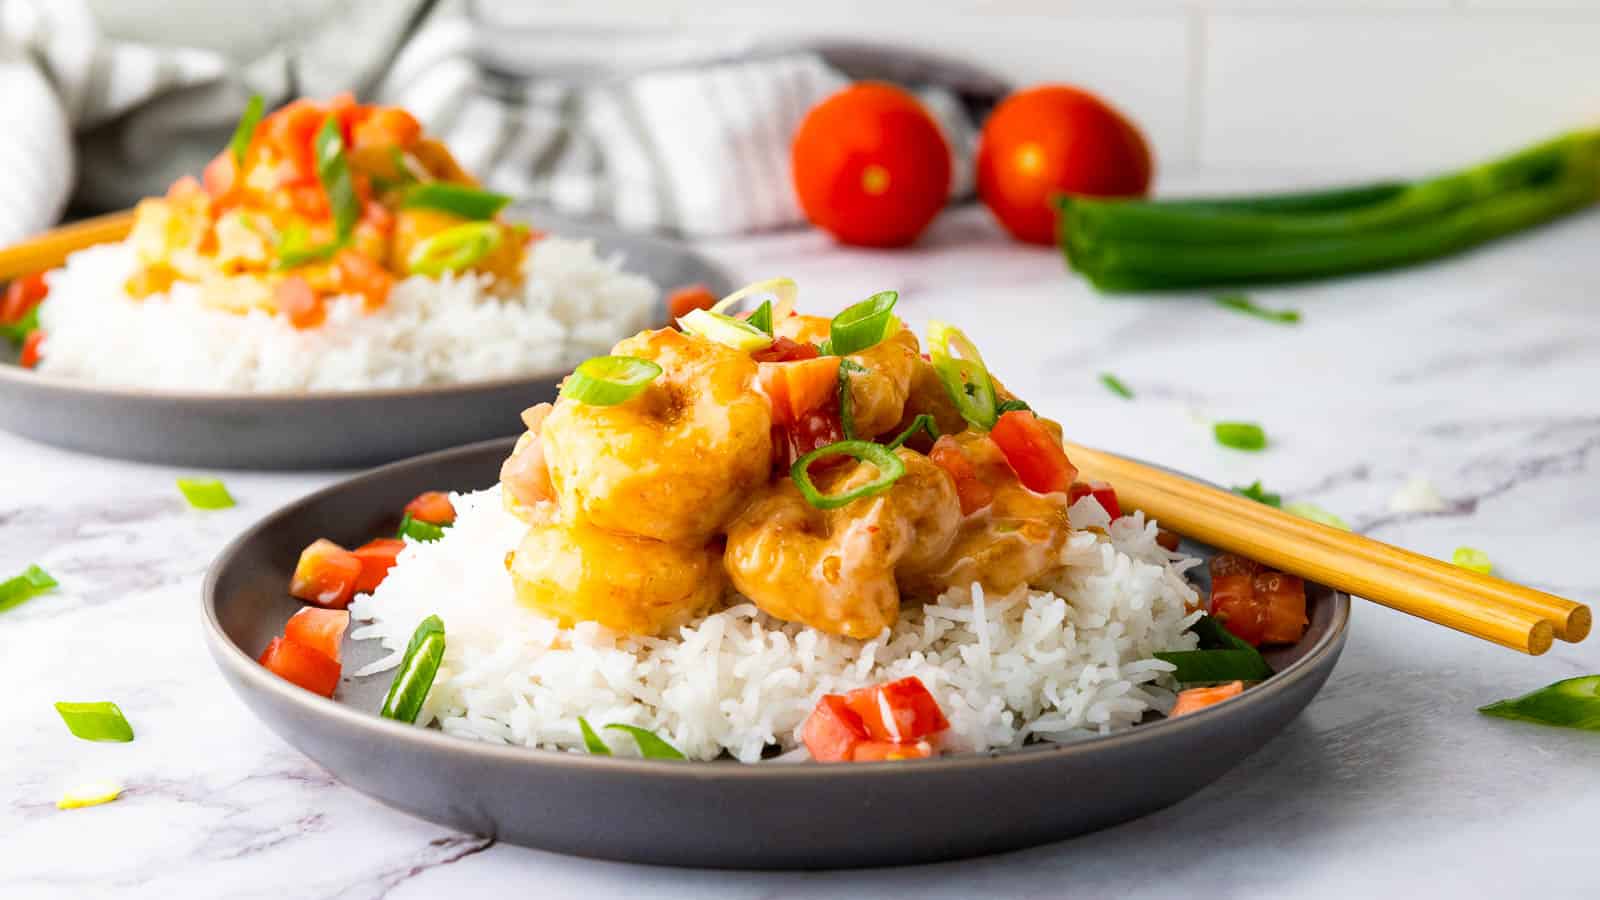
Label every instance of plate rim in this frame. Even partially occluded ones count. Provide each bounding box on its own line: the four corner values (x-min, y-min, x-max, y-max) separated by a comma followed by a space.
202, 436, 1352, 779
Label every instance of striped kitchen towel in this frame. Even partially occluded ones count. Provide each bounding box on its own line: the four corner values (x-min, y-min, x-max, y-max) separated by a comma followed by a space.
0, 0, 1008, 246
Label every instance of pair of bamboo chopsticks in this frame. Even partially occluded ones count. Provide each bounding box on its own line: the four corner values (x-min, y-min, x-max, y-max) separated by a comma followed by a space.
1066, 442, 1589, 655
0, 211, 135, 283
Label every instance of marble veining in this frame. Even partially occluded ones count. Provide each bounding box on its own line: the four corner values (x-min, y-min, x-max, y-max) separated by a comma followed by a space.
3, 176, 1598, 898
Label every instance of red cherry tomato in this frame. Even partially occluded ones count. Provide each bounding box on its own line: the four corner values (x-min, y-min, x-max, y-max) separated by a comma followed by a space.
976, 84, 1152, 245
791, 82, 951, 247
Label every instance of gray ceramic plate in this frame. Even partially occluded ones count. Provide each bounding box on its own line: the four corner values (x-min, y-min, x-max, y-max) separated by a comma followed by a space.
0, 211, 730, 470
203, 438, 1350, 869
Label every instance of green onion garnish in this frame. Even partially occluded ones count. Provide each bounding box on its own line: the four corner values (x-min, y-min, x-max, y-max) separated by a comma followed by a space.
396, 513, 447, 542
747, 299, 774, 336
603, 724, 686, 760
927, 321, 998, 430
1479, 675, 1600, 730
1215, 293, 1301, 324
274, 224, 341, 269
1285, 501, 1350, 531
380, 615, 446, 724
1452, 546, 1493, 574
559, 355, 662, 406
177, 477, 235, 510
1099, 372, 1134, 400
886, 414, 939, 450
791, 440, 906, 510
0, 563, 58, 612
401, 182, 513, 220
837, 358, 865, 439
1232, 480, 1282, 508
578, 716, 611, 755
2, 303, 41, 343
314, 116, 359, 242
55, 701, 135, 742
710, 277, 798, 318
407, 221, 502, 276
1153, 649, 1273, 684
1213, 421, 1267, 451
677, 308, 774, 352
229, 94, 265, 164
996, 399, 1032, 414
826, 291, 899, 356
58, 780, 123, 810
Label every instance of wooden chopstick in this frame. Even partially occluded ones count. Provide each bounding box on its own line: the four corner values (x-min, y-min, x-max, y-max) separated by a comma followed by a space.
0, 211, 136, 282
1066, 442, 1586, 655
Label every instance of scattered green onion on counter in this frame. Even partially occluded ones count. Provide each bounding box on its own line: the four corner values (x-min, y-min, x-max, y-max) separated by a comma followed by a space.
55, 701, 135, 742
826, 290, 899, 356
380, 615, 446, 724
1215, 293, 1301, 324
0, 563, 58, 612
229, 94, 265, 164
1285, 502, 1351, 531
396, 513, 447, 543
1479, 675, 1600, 731
1453, 546, 1493, 574
1232, 480, 1282, 508
791, 440, 906, 510
578, 716, 611, 755
177, 478, 235, 510
314, 116, 359, 242
559, 354, 662, 406
401, 182, 512, 220
887, 414, 939, 450
1213, 421, 1267, 451
1098, 373, 1134, 399
927, 321, 998, 430
603, 724, 686, 760
58, 780, 124, 810
677, 308, 773, 352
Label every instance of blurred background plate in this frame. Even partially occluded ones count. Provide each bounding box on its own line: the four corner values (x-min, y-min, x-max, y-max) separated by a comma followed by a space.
0, 210, 731, 470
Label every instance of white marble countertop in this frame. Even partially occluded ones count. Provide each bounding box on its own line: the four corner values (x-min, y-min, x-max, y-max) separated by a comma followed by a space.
4, 181, 1599, 899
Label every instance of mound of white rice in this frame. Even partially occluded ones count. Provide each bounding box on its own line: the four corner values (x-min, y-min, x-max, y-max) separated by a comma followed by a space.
35, 237, 657, 392
349, 488, 1204, 762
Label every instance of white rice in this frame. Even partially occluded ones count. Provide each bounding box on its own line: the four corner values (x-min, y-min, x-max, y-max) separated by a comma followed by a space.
35, 238, 657, 392
349, 487, 1204, 762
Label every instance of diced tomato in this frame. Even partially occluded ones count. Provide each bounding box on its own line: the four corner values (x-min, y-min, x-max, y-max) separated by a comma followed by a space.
990, 409, 1077, 495
802, 695, 871, 763
277, 276, 326, 330
202, 151, 238, 204
1254, 570, 1309, 645
18, 330, 44, 368
352, 106, 422, 151
757, 356, 837, 427
787, 407, 845, 462
2, 271, 49, 325
851, 739, 935, 762
666, 284, 719, 319
1067, 480, 1121, 519
842, 677, 950, 743
360, 199, 394, 232
284, 607, 351, 663
929, 436, 994, 515
262, 99, 324, 181
1209, 574, 1266, 646
259, 636, 341, 698
289, 182, 331, 220
1170, 681, 1243, 718
352, 537, 406, 594
403, 491, 456, 526
1210, 552, 1262, 580
751, 336, 820, 364
289, 538, 363, 609
334, 249, 393, 311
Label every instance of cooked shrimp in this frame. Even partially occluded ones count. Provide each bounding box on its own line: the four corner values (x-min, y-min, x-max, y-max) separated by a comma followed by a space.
501, 403, 555, 522
723, 449, 959, 638
773, 315, 921, 439
540, 328, 773, 543
509, 520, 724, 635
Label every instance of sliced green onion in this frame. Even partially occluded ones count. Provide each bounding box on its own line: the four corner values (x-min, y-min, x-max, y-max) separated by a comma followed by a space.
380, 615, 446, 724
1189, 613, 1258, 653
578, 716, 611, 755
996, 399, 1032, 414
677, 308, 774, 352
791, 440, 906, 510
1215, 293, 1301, 324
710, 277, 799, 318
603, 724, 686, 760
1154, 649, 1273, 684
0, 563, 58, 612
559, 355, 662, 406
273, 223, 341, 269
837, 358, 865, 439
927, 321, 998, 430
886, 414, 939, 450
407, 222, 502, 276
314, 116, 359, 242
55, 702, 134, 742
396, 513, 446, 542
2, 303, 41, 343
177, 478, 234, 510
747, 299, 774, 336
1452, 546, 1493, 574
1479, 675, 1600, 730
58, 780, 123, 810
1213, 421, 1267, 451
402, 182, 513, 220
1099, 373, 1134, 400
229, 94, 265, 164
1231, 480, 1282, 508
1285, 501, 1350, 531
827, 291, 899, 356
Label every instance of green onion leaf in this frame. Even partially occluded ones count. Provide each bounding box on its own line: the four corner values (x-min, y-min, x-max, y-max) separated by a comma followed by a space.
996, 399, 1032, 414
1154, 649, 1273, 684
791, 440, 907, 510
1452, 546, 1493, 574
396, 513, 447, 542
837, 358, 865, 439
0, 563, 58, 612
677, 308, 773, 352
559, 355, 662, 406
578, 716, 612, 755
886, 414, 939, 450
1213, 421, 1267, 451
177, 477, 235, 510
1479, 675, 1600, 730
229, 94, 266, 164
402, 182, 512, 220
380, 615, 446, 724
710, 277, 798, 318
1189, 613, 1259, 653
747, 299, 774, 336
1099, 373, 1134, 399
927, 321, 998, 430
407, 221, 502, 276
827, 291, 899, 356
55, 701, 135, 742
2, 303, 41, 343
603, 724, 686, 760
314, 116, 359, 242
1285, 501, 1350, 531
1215, 293, 1301, 324
1231, 480, 1282, 508
273, 224, 341, 269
